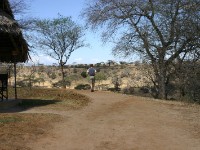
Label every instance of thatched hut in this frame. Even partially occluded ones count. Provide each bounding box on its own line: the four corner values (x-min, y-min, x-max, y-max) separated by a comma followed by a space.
0, 0, 29, 62
0, 0, 29, 100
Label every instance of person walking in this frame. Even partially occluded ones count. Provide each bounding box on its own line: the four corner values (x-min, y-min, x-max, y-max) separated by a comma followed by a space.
87, 64, 96, 92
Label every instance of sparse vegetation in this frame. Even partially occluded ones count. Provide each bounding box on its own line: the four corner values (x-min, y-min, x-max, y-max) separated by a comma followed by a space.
83, 0, 200, 100
0, 113, 61, 150
122, 87, 135, 95
4, 61, 199, 104
95, 72, 107, 86
74, 84, 91, 90
111, 76, 122, 91
81, 71, 87, 78
8, 87, 90, 110
1, 87, 90, 149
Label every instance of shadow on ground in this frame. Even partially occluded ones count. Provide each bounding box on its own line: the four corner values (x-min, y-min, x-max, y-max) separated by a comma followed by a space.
0, 99, 61, 113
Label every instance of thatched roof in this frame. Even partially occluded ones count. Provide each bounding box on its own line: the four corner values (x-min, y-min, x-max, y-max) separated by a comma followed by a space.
0, 0, 29, 63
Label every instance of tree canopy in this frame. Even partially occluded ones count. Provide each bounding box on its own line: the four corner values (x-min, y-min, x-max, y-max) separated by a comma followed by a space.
83, 0, 200, 99
33, 15, 86, 83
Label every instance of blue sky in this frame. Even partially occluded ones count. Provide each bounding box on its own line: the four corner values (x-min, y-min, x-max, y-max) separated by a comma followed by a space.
27, 0, 133, 65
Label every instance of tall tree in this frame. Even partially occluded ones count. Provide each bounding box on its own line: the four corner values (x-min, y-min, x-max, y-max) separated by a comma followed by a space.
83, 0, 200, 99
9, 0, 32, 30
9, 0, 28, 15
34, 15, 85, 86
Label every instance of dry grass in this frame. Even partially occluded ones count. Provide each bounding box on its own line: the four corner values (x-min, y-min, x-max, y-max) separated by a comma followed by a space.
0, 113, 61, 150
8, 87, 90, 110
0, 88, 90, 150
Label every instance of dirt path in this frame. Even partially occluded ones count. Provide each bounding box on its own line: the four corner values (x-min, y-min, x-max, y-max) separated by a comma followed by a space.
26, 90, 200, 150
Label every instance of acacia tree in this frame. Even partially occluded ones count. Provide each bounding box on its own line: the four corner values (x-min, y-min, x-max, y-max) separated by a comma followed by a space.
83, 0, 200, 99
9, 0, 34, 30
9, 0, 28, 15
34, 15, 85, 85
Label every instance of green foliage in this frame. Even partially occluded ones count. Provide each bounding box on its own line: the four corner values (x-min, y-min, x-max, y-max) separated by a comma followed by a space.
74, 84, 91, 90
66, 74, 79, 81
52, 80, 71, 88
81, 71, 87, 78
96, 63, 101, 67
34, 15, 85, 64
83, 0, 200, 100
33, 14, 86, 82
95, 72, 107, 84
76, 64, 86, 68
119, 61, 127, 65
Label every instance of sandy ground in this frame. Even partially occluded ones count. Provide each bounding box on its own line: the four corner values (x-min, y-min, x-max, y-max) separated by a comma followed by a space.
24, 90, 200, 150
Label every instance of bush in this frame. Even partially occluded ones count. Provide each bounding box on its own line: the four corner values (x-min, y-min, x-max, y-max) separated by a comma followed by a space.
74, 84, 91, 90
52, 80, 71, 88
95, 72, 107, 83
96, 68, 100, 72
122, 87, 135, 94
16, 80, 27, 87
108, 87, 121, 92
139, 86, 149, 93
73, 68, 78, 73
81, 71, 87, 78
48, 72, 57, 79
111, 76, 122, 91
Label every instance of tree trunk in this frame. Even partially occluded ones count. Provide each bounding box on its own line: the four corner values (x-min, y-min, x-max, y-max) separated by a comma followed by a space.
152, 60, 167, 100
158, 64, 167, 100
29, 78, 32, 90
60, 64, 65, 88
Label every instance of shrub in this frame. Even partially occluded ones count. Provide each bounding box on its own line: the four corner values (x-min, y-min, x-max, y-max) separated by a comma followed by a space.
81, 71, 87, 78
120, 69, 131, 78
74, 84, 91, 90
122, 87, 135, 94
95, 72, 107, 84
16, 80, 28, 87
52, 80, 71, 88
48, 72, 57, 79
111, 76, 122, 91
139, 86, 149, 93
108, 87, 121, 92
73, 68, 78, 73
96, 68, 100, 72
